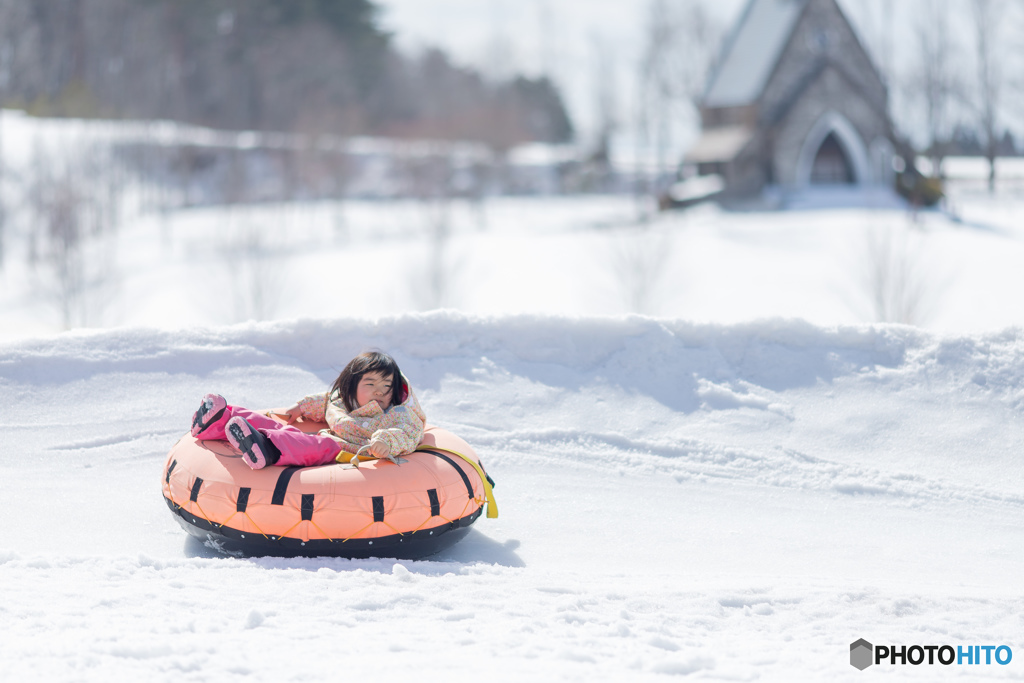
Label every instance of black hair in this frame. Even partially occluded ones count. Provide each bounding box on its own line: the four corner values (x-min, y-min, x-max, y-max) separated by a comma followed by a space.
329, 351, 404, 412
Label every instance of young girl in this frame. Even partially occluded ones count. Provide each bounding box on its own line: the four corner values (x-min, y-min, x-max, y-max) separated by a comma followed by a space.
190, 351, 426, 470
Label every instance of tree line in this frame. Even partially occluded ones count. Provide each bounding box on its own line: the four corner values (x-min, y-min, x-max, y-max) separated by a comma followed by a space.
848, 0, 1024, 188
0, 0, 573, 150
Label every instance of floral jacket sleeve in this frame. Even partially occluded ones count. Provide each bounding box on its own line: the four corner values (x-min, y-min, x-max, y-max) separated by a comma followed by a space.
296, 392, 329, 422
299, 377, 426, 457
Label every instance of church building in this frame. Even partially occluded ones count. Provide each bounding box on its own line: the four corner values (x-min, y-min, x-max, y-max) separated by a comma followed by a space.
685, 0, 896, 202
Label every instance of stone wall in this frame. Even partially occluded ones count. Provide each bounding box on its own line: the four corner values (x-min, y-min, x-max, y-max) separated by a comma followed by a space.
760, 0, 887, 122
771, 65, 891, 186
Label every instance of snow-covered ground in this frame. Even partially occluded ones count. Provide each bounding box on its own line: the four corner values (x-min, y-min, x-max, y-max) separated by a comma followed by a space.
7, 189, 1024, 338
2, 316, 1024, 680
5, 109, 1024, 341
3, 111, 1024, 680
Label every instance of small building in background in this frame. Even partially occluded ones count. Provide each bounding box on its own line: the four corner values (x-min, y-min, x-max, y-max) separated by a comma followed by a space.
683, 0, 896, 205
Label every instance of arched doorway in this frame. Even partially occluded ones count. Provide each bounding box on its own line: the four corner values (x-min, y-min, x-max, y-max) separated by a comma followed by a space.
810, 132, 854, 184
794, 111, 870, 187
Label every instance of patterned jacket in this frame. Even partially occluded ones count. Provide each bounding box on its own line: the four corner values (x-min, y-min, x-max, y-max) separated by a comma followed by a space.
295, 376, 426, 458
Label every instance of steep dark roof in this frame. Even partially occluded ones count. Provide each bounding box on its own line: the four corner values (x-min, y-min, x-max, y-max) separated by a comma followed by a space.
703, 0, 807, 108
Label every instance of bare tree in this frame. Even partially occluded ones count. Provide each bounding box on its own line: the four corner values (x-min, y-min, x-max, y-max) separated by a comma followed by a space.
418, 201, 456, 311
219, 210, 288, 323
675, 3, 720, 108
536, 0, 559, 86
636, 0, 721, 207
639, 0, 675, 182
401, 147, 460, 310
0, 112, 6, 269
970, 0, 1009, 193
0, 0, 27, 268
584, 34, 618, 194
1010, 5, 1024, 115
908, 0, 963, 175
862, 0, 896, 87
855, 223, 945, 326
608, 218, 674, 315
26, 143, 122, 329
290, 104, 361, 245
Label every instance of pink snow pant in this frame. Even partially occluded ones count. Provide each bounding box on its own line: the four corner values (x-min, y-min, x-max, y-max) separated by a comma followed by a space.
201, 405, 343, 467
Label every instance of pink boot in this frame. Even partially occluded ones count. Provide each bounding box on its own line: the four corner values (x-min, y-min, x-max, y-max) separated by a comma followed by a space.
191, 393, 228, 437
226, 417, 281, 470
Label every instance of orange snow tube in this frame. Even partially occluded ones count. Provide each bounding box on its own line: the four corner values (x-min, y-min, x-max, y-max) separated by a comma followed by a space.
162, 420, 497, 559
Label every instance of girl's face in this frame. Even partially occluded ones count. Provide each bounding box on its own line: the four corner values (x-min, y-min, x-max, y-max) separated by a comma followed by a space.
355, 371, 394, 410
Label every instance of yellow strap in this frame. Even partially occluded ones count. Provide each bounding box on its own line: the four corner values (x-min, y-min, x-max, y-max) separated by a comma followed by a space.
417, 446, 499, 519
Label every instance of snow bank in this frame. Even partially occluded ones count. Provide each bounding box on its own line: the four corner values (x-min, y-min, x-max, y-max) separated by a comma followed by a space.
4, 312, 1023, 496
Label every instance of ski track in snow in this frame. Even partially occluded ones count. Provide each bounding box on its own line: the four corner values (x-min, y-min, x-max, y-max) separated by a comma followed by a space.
462, 427, 1024, 509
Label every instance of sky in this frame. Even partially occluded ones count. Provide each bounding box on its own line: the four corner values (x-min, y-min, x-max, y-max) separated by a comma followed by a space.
373, 0, 1016, 155
375, 0, 746, 83
375, 0, 744, 153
